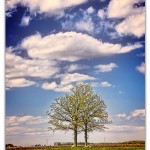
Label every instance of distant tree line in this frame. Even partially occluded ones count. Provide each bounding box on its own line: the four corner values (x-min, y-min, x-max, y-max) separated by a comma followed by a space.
47, 83, 111, 147
6, 144, 14, 148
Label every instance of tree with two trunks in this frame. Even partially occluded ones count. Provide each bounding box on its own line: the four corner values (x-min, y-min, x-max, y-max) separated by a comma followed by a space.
47, 83, 111, 147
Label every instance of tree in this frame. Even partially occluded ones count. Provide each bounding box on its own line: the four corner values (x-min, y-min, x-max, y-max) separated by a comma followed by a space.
46, 89, 83, 147
76, 84, 111, 146
47, 83, 111, 147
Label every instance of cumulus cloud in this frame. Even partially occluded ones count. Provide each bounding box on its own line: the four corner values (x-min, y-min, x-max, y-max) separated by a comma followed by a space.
107, 0, 145, 38
41, 73, 95, 92
65, 64, 88, 72
6, 115, 48, 126
128, 109, 145, 120
6, 31, 143, 89
54, 84, 73, 92
6, 52, 59, 79
6, 115, 48, 137
108, 0, 145, 37
42, 82, 73, 92
61, 9, 116, 35
131, 109, 145, 117
75, 20, 94, 33
115, 113, 127, 118
6, 114, 145, 145
19, 32, 142, 61
42, 82, 58, 90
136, 62, 145, 74
6, 46, 15, 53
62, 10, 96, 34
6, 52, 60, 89
100, 81, 112, 87
6, 78, 36, 88
97, 9, 105, 19
107, 0, 145, 18
95, 63, 118, 72
6, 0, 86, 17
86, 7, 95, 14
20, 15, 31, 26
60, 73, 96, 85
115, 12, 145, 38
6, 125, 48, 137
115, 109, 145, 120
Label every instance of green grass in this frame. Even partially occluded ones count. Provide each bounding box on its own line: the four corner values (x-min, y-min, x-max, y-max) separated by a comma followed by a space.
35, 147, 144, 150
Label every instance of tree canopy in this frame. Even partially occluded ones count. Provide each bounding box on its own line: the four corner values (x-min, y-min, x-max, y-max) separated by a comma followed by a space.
47, 83, 111, 147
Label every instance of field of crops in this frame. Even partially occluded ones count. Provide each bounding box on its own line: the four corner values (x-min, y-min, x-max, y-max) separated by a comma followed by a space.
39, 148, 144, 150
6, 144, 145, 150
14, 147, 145, 150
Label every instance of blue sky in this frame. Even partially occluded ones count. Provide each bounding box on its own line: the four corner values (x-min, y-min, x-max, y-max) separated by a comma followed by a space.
6, 0, 145, 146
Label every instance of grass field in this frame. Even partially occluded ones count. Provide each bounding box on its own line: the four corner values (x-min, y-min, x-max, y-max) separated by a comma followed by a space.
34, 147, 145, 150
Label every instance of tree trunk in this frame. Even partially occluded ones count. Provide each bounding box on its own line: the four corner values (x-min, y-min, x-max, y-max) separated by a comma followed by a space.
74, 126, 77, 147
84, 124, 88, 147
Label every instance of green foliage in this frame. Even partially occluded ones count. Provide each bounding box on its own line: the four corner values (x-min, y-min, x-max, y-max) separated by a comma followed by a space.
76, 83, 111, 132
47, 83, 111, 146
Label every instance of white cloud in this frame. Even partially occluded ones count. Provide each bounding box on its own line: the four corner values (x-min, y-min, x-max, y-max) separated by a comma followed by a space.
136, 62, 145, 74
107, 124, 145, 133
62, 9, 115, 36
6, 0, 86, 17
6, 52, 61, 89
115, 109, 145, 120
65, 64, 88, 72
86, 7, 95, 14
107, 0, 145, 18
90, 82, 99, 87
90, 81, 113, 88
6, 114, 145, 146
42, 82, 57, 90
62, 10, 96, 34
42, 82, 73, 92
6, 125, 48, 137
6, 126, 29, 134
100, 81, 112, 87
6, 52, 60, 79
115, 12, 145, 38
97, 9, 105, 19
20, 15, 30, 26
19, 32, 142, 61
6, 46, 15, 53
108, 0, 145, 38
130, 109, 145, 119
95, 63, 118, 72
6, 115, 48, 127
55, 84, 73, 92
6, 78, 36, 88
42, 73, 95, 92
115, 113, 126, 118
61, 73, 96, 85
75, 20, 94, 33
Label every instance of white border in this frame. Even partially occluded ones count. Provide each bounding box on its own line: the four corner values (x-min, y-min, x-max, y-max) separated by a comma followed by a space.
1, 0, 149, 150
146, 0, 150, 149
0, 0, 5, 149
